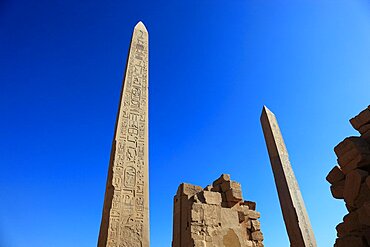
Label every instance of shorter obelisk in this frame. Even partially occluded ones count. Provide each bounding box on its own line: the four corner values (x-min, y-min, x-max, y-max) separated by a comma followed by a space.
260, 106, 317, 247
98, 21, 149, 247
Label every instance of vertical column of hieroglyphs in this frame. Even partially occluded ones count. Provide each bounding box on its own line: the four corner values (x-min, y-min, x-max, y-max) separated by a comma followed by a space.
98, 21, 149, 247
260, 106, 316, 247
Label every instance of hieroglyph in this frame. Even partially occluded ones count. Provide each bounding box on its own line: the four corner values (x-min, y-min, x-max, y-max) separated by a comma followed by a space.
98, 21, 149, 247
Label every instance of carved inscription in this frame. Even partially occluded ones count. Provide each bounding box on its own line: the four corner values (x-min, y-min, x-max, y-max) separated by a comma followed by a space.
103, 23, 148, 247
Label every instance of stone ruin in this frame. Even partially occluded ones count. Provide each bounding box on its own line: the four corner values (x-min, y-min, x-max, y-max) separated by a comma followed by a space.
172, 174, 264, 247
326, 106, 370, 246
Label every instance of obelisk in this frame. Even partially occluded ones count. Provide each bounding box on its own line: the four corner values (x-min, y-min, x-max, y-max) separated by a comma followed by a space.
260, 106, 316, 247
98, 21, 149, 247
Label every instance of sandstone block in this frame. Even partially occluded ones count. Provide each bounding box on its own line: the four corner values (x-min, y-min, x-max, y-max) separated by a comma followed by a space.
220, 180, 241, 193
336, 222, 347, 238
213, 174, 231, 187
251, 231, 264, 241
338, 146, 370, 168
343, 211, 363, 233
326, 166, 345, 184
354, 183, 370, 209
242, 201, 256, 210
220, 207, 239, 228
246, 210, 261, 220
334, 137, 368, 158
357, 202, 370, 226
251, 220, 261, 231
331, 180, 345, 199
177, 183, 203, 197
340, 154, 370, 174
225, 188, 243, 202
350, 107, 370, 131
359, 124, 370, 135
344, 169, 368, 206
197, 191, 222, 205
335, 235, 367, 247
362, 130, 370, 144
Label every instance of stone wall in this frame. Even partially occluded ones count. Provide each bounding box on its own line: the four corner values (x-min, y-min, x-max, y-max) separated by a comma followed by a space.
326, 106, 370, 246
172, 174, 264, 247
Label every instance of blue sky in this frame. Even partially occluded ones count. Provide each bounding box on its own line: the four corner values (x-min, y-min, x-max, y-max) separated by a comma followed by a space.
1, 1, 370, 246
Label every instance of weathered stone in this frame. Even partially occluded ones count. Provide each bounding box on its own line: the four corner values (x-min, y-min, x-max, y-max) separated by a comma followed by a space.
327, 166, 345, 184
343, 211, 363, 233
354, 182, 370, 209
246, 210, 261, 220
213, 174, 231, 187
339, 154, 370, 174
172, 175, 264, 247
225, 187, 243, 202
251, 231, 264, 241
260, 106, 317, 247
251, 220, 261, 231
197, 191, 222, 205
343, 169, 368, 206
336, 222, 347, 238
331, 180, 345, 199
334, 137, 369, 157
350, 107, 370, 130
359, 124, 370, 135
220, 180, 241, 192
98, 21, 149, 247
204, 185, 213, 191
243, 201, 256, 210
335, 235, 368, 247
357, 202, 370, 226
177, 183, 203, 197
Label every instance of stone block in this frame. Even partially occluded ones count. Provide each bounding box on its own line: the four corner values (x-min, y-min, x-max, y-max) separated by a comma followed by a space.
336, 222, 347, 238
354, 183, 370, 209
326, 166, 345, 184
335, 235, 367, 247
246, 210, 261, 220
213, 174, 231, 187
350, 107, 370, 131
177, 183, 203, 197
344, 169, 368, 206
220, 207, 239, 228
334, 137, 368, 158
242, 201, 256, 210
197, 191, 222, 205
359, 124, 370, 135
251, 220, 261, 231
358, 202, 370, 226
331, 180, 345, 199
343, 211, 363, 233
220, 180, 241, 193
362, 130, 370, 144
338, 146, 370, 168
251, 231, 264, 241
340, 154, 370, 174
225, 188, 243, 202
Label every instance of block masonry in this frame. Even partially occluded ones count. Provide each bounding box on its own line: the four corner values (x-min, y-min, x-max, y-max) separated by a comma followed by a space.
172, 174, 264, 247
326, 106, 370, 247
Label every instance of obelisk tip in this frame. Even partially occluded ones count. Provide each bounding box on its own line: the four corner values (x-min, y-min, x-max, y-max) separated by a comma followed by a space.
135, 21, 147, 32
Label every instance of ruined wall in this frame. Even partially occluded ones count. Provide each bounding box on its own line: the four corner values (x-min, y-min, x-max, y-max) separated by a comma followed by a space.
172, 174, 264, 247
326, 106, 370, 246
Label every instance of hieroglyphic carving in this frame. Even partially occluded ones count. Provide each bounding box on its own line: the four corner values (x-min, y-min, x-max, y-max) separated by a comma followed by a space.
260, 106, 316, 247
98, 21, 149, 247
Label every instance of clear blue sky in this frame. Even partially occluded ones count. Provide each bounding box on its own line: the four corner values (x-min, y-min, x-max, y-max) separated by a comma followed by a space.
1, 1, 370, 246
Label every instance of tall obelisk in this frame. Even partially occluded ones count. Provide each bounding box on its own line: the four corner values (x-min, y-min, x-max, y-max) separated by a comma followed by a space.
260, 106, 316, 247
98, 21, 149, 247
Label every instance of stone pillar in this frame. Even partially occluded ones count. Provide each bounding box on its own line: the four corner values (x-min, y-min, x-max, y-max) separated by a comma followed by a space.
98, 21, 149, 247
260, 106, 317, 247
